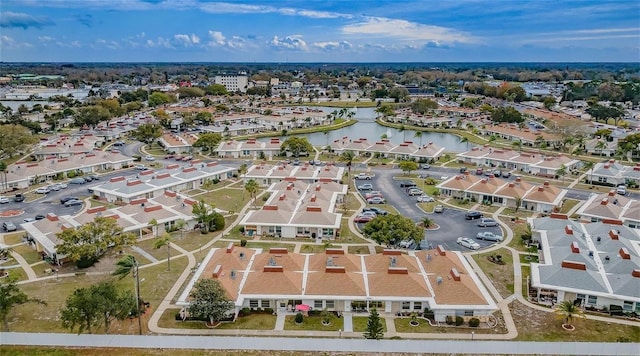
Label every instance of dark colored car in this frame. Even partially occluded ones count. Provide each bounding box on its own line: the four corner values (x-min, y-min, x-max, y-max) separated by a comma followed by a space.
64, 199, 84, 207
14, 194, 25, 202
465, 211, 483, 220
60, 196, 78, 204
34, 214, 46, 220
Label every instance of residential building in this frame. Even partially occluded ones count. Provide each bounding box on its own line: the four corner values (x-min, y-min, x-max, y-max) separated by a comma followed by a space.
239, 179, 347, 239
177, 245, 498, 322
31, 134, 105, 160
575, 190, 640, 229
437, 173, 567, 213
528, 216, 640, 314
586, 160, 640, 187
329, 137, 445, 161
243, 162, 344, 186
216, 138, 283, 160
214, 73, 249, 93
21, 191, 199, 263
91, 161, 236, 203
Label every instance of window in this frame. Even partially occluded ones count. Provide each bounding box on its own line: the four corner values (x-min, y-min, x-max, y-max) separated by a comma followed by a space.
587, 295, 597, 305
413, 302, 422, 310
635, 303, 640, 313
325, 300, 334, 309
464, 310, 474, 316
249, 300, 259, 308
623, 301, 633, 311
402, 302, 411, 310
314, 300, 323, 309
261, 300, 270, 308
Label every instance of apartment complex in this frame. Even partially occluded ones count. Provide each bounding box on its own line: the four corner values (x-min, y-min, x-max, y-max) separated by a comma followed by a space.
214, 73, 249, 93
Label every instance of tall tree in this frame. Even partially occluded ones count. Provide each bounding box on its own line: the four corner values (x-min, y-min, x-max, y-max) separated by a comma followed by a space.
61, 281, 133, 335
0, 278, 46, 331
153, 232, 172, 271
131, 122, 163, 148
398, 161, 418, 176
554, 300, 585, 328
363, 307, 384, 340
414, 131, 423, 147
362, 214, 423, 247
280, 137, 313, 158
192, 199, 216, 233
339, 150, 356, 171
244, 179, 259, 208
0, 124, 38, 158
112, 255, 143, 335
193, 132, 222, 153
55, 216, 137, 268
188, 279, 234, 325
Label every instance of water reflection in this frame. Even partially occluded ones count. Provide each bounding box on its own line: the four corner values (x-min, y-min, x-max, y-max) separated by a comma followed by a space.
293, 107, 472, 152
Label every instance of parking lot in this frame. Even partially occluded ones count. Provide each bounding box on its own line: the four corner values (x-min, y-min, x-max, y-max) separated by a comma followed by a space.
355, 169, 504, 252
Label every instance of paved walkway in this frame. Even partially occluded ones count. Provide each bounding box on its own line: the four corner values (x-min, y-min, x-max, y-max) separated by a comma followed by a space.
3, 332, 638, 355
131, 245, 159, 263
274, 312, 286, 331
342, 312, 353, 332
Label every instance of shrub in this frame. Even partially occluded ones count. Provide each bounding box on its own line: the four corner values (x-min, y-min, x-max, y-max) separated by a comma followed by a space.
264, 307, 274, 314
212, 178, 220, 184
262, 193, 271, 202
455, 316, 464, 326
445, 315, 454, 325
295, 312, 304, 324
240, 239, 247, 247
132, 155, 141, 162
66, 171, 77, 178
212, 213, 225, 231
469, 318, 480, 327
75, 255, 98, 269
423, 307, 434, 320
241, 307, 251, 316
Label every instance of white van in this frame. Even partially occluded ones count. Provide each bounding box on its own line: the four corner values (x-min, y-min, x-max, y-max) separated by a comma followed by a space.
616, 185, 627, 196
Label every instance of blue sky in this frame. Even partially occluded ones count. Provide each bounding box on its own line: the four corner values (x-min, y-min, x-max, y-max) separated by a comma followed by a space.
1, 0, 639, 62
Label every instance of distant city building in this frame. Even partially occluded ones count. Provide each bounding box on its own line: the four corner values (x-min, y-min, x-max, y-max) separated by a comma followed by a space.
214, 73, 249, 93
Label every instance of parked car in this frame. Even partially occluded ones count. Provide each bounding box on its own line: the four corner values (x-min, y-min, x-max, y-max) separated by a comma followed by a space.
398, 180, 416, 188
363, 207, 389, 216
354, 173, 373, 180
502, 171, 511, 179
49, 184, 61, 191
360, 211, 378, 218
83, 176, 93, 182
364, 191, 383, 199
70, 177, 86, 184
493, 170, 502, 177
457, 237, 481, 250
354, 214, 374, 223
58, 183, 68, 189
134, 164, 147, 170
174, 156, 184, 161
416, 194, 434, 202
292, 159, 300, 166
64, 199, 84, 207
484, 169, 494, 177
112, 141, 125, 146
182, 156, 193, 161
358, 183, 373, 191
477, 218, 498, 227
465, 211, 483, 220
164, 154, 175, 159
434, 205, 444, 213
407, 188, 423, 196
0, 196, 9, 204
60, 196, 78, 204
420, 163, 431, 169
144, 155, 155, 161
459, 167, 468, 173
476, 231, 503, 242
34, 214, 46, 220
35, 187, 50, 194
14, 194, 25, 202
88, 175, 99, 181
3, 221, 17, 232
366, 197, 386, 204
23, 217, 35, 223
617, 185, 627, 196
475, 167, 484, 175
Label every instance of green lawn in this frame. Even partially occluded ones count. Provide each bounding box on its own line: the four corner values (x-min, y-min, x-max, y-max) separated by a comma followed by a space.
157, 308, 207, 329
352, 316, 387, 332
471, 248, 514, 298
216, 313, 277, 330
2, 231, 25, 245
299, 244, 327, 253
11, 244, 42, 265
4, 266, 27, 281
347, 245, 371, 254
134, 237, 182, 261
196, 187, 253, 213
284, 315, 344, 331
338, 219, 368, 244
8, 256, 188, 334
559, 199, 580, 214
393, 318, 442, 333
245, 242, 296, 252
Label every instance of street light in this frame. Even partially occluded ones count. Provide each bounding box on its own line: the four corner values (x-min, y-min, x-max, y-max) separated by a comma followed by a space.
471, 331, 475, 340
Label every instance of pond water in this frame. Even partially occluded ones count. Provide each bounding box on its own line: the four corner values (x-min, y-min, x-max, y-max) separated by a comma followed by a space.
295, 107, 472, 152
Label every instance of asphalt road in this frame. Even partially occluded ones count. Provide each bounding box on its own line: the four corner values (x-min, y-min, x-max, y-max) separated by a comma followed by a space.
356, 167, 503, 252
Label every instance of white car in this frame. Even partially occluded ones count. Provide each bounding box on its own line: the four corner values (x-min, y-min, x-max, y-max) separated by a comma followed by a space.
0, 196, 9, 204
417, 194, 435, 202
476, 231, 503, 242
58, 183, 68, 189
49, 184, 61, 191
457, 237, 481, 250
35, 187, 50, 194
145, 155, 155, 161
134, 164, 147, 170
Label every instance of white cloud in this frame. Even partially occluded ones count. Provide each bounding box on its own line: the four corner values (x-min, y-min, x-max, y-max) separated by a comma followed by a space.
313, 40, 353, 51
208, 31, 226, 46
1, 35, 15, 46
342, 17, 475, 44
200, 2, 351, 19
173, 33, 200, 47
146, 37, 173, 48
38, 36, 55, 42
268, 35, 307, 51
94, 39, 120, 50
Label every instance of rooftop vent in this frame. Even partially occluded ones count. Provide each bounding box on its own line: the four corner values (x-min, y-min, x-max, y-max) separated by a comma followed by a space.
436, 276, 443, 285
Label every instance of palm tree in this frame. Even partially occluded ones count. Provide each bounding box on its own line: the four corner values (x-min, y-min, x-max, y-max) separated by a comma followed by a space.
557, 164, 567, 183
512, 139, 523, 152
244, 179, 259, 208
595, 140, 607, 157
148, 218, 159, 238
153, 232, 172, 271
414, 131, 423, 147
339, 151, 356, 172
113, 255, 142, 335
399, 124, 407, 141
421, 216, 432, 249
554, 300, 585, 328
582, 161, 595, 186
